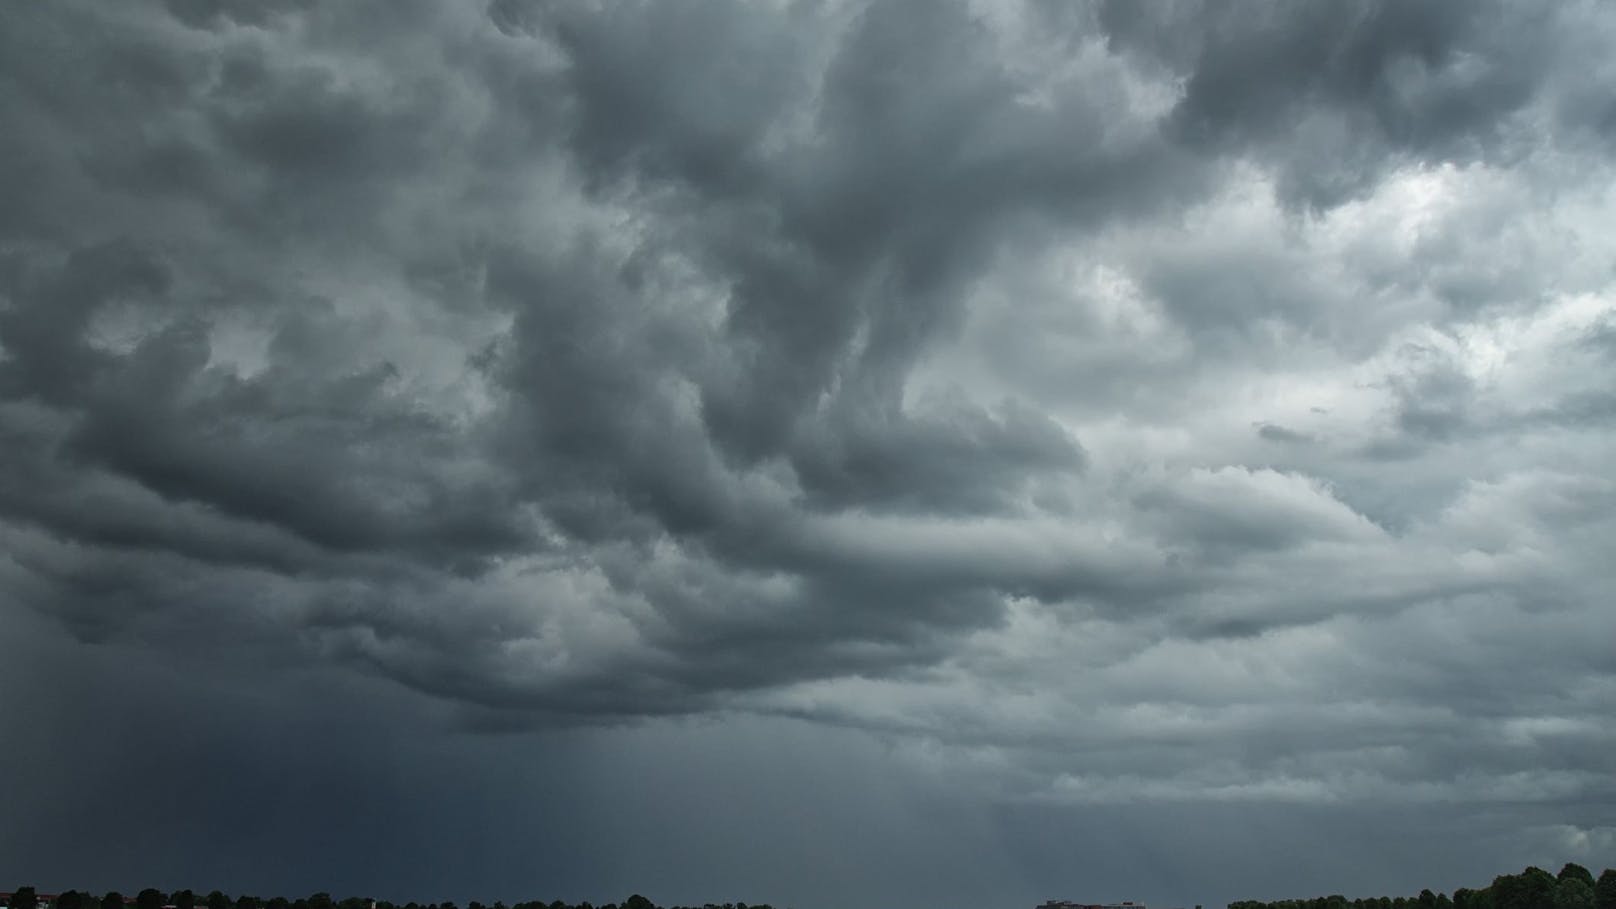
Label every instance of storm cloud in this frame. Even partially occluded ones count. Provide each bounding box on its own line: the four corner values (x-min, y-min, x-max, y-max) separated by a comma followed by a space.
2, 3, 1614, 908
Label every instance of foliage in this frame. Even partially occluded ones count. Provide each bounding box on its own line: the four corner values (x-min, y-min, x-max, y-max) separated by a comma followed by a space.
1232, 866, 1616, 909
19, 864, 1616, 909
1595, 871, 1616, 909
1562, 869, 1597, 889
4, 891, 782, 909
1556, 880, 1595, 909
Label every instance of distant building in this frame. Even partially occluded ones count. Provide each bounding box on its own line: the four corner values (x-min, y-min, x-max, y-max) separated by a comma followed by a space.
1, 894, 62, 909
1034, 892, 1150, 899
1, 894, 62, 907
1038, 901, 1147, 909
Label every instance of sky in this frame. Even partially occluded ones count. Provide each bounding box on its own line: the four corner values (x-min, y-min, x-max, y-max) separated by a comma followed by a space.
2, 2, 1615, 908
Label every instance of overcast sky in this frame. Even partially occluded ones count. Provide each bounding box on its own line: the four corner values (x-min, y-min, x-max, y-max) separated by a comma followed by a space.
2, 2, 1615, 908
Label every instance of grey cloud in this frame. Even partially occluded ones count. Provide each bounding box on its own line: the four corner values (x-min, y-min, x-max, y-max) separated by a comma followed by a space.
1257, 423, 1314, 444
1101, 0, 1561, 209
1582, 319, 1616, 359
788, 396, 1088, 514
523, 0, 1200, 474
1392, 356, 1476, 443
0, 247, 531, 576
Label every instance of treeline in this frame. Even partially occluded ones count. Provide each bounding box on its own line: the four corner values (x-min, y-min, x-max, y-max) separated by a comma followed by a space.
1230, 864, 1616, 909
2, 890, 780, 909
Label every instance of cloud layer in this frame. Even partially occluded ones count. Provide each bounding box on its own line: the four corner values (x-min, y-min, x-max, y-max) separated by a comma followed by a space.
3, 2, 1615, 905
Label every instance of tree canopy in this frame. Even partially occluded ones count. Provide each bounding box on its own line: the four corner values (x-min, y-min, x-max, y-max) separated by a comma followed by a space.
1232, 865, 1616, 909
6, 891, 780, 909
1594, 871, 1616, 909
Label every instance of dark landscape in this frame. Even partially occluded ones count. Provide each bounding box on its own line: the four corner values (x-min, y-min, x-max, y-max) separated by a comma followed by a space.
5, 864, 1615, 909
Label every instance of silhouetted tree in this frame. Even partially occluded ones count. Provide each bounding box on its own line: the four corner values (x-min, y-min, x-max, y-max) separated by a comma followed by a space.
12, 889, 38, 909
1556, 880, 1595, 909
55, 892, 84, 909
1226, 866, 1616, 909
175, 891, 195, 909
103, 892, 125, 909
1497, 869, 1559, 909
1527, 869, 1562, 909
137, 889, 165, 909
1594, 872, 1616, 909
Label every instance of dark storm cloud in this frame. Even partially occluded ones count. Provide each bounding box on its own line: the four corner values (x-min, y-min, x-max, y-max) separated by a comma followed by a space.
1099, 0, 1555, 209
1256, 424, 1313, 445
3, 2, 1616, 906
0, 243, 531, 574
